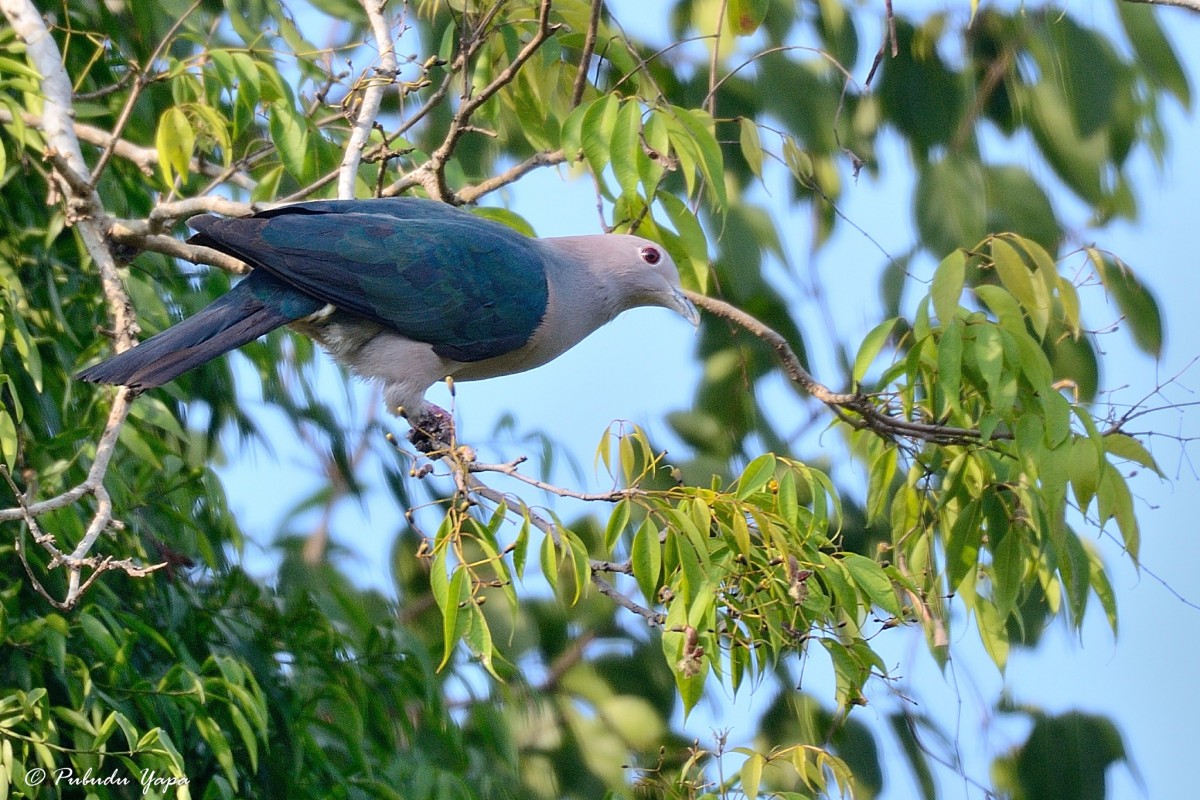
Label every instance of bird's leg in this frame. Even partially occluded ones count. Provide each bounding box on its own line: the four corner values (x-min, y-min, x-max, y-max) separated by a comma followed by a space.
406, 404, 455, 454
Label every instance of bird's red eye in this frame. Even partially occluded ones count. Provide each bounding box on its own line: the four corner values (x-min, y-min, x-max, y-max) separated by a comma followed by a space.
640, 246, 662, 265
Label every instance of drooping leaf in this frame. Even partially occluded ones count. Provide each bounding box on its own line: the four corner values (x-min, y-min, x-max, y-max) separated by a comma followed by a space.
155, 106, 194, 185
916, 156, 987, 255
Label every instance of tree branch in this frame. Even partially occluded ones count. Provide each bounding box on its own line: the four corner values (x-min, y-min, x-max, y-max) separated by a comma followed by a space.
417, 0, 559, 201
1121, 0, 1200, 11
0, 108, 257, 188
107, 220, 250, 274
455, 150, 567, 204
88, 0, 203, 185
593, 575, 664, 627
570, 0, 605, 107
685, 291, 996, 445
468, 455, 639, 502
338, 0, 398, 199
0, 0, 167, 607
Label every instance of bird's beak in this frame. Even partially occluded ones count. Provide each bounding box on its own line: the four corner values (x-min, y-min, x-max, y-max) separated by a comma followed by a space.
671, 287, 701, 328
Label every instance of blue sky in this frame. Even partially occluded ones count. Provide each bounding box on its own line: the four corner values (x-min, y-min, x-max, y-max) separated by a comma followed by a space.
213, 3, 1200, 797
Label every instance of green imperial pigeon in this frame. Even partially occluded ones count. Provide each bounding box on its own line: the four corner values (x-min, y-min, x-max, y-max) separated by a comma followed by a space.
77, 198, 699, 431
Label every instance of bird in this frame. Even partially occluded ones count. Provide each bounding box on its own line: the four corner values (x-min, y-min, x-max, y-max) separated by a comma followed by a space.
77, 198, 700, 441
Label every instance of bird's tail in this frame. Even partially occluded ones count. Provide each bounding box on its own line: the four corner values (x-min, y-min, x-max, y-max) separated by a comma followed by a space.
76, 279, 294, 389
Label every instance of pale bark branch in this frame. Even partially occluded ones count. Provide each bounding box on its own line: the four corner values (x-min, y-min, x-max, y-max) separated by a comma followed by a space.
455, 150, 567, 204
0, 0, 166, 607
468, 455, 639, 502
338, 0, 398, 199
1122, 0, 1200, 11
107, 221, 250, 274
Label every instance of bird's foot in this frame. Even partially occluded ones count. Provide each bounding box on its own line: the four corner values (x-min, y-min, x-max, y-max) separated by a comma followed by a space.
406, 404, 455, 454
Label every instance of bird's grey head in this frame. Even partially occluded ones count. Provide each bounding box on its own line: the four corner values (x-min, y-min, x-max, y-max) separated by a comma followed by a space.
546, 233, 701, 327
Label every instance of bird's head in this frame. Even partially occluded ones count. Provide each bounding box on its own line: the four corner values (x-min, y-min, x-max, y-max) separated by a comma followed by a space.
550, 234, 700, 327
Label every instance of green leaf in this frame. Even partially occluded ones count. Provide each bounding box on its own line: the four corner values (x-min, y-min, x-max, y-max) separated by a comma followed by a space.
946, 500, 983, 590
1098, 464, 1139, 562
973, 323, 1004, 400
269, 100, 308, 179
631, 518, 661, 603
936, 317, 963, 416
730, 511, 752, 557
840, 553, 900, 617
728, 0, 769, 36
1118, 3, 1191, 109
1011, 712, 1126, 800
438, 567, 470, 671
560, 98, 592, 160
1068, 436, 1102, 511
990, 532, 1023, 620
470, 206, 537, 237
465, 604, 500, 679
1087, 548, 1119, 636
563, 528, 590, 605
740, 752, 765, 799
195, 715, 237, 785
155, 106, 194, 185
737, 453, 776, 499
540, 529, 560, 596
638, 111, 670, 192
984, 165, 1062, 255
931, 250, 965, 324
991, 238, 1050, 339
974, 595, 1009, 671
582, 93, 620, 198
916, 156, 986, 255
738, 117, 764, 179
656, 190, 709, 293
878, 21, 964, 153
604, 499, 631, 551
610, 99, 643, 199
1040, 16, 1120, 138
1103, 432, 1163, 477
973, 286, 1021, 339
1028, 82, 1106, 205
230, 703, 260, 772
668, 106, 726, 208
1091, 252, 1163, 358
853, 317, 900, 386
512, 514, 530, 578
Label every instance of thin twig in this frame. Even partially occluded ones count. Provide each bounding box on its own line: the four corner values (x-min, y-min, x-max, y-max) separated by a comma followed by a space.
468, 457, 638, 502
88, 0, 204, 185
418, 0, 558, 200
570, 0, 605, 107
593, 574, 664, 626
456, 150, 567, 204
685, 291, 998, 445
706, 0, 728, 118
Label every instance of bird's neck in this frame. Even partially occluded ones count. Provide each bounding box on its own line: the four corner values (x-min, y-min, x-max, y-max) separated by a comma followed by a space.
538, 237, 627, 325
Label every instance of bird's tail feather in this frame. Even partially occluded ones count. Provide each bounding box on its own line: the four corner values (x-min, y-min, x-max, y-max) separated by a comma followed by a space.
76, 284, 292, 389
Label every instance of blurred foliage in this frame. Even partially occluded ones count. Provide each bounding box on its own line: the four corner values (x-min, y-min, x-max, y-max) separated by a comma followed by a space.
0, 0, 1188, 798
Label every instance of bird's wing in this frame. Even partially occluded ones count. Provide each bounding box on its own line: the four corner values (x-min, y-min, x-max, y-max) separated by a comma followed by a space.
188, 202, 550, 362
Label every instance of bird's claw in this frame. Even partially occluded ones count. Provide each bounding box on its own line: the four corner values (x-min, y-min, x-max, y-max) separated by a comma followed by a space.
407, 405, 455, 454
